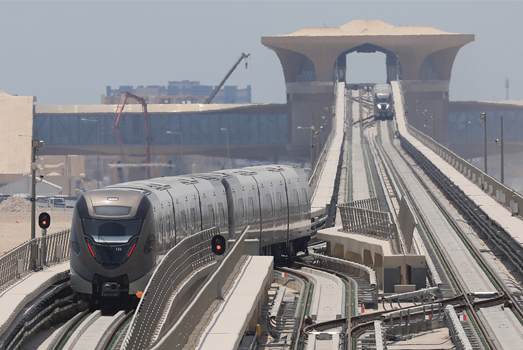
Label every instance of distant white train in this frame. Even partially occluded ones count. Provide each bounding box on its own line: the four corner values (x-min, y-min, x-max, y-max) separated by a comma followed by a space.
69, 164, 312, 304
373, 84, 395, 120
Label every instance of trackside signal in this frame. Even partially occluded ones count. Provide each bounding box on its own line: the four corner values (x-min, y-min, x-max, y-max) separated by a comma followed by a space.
211, 234, 226, 255
38, 212, 51, 229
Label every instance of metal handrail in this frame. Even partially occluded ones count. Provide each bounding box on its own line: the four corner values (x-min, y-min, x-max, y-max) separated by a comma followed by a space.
0, 229, 70, 292
121, 227, 218, 350
150, 227, 249, 350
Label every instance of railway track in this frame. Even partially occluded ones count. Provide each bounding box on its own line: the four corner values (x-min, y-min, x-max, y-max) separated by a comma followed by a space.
43, 308, 134, 350
374, 118, 523, 348
340, 89, 523, 348
0, 280, 84, 350
267, 260, 356, 350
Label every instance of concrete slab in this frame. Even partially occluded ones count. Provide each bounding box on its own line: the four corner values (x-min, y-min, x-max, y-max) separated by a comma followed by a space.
0, 262, 69, 337
196, 256, 273, 350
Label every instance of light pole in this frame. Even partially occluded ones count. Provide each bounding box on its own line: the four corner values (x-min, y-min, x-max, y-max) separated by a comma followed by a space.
501, 115, 504, 183
321, 107, 328, 151
220, 127, 230, 168
480, 113, 487, 173
495, 115, 504, 183
81, 118, 100, 188
415, 99, 419, 125
297, 125, 316, 168
166, 131, 183, 157
432, 104, 436, 140
30, 139, 44, 240
423, 109, 428, 134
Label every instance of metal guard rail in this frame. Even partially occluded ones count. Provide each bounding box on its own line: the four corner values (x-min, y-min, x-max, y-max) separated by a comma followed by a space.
309, 81, 344, 192
0, 229, 71, 292
122, 226, 219, 350
149, 227, 249, 350
407, 124, 523, 217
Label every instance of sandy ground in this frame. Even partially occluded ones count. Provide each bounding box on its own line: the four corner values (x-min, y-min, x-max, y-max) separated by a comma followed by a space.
0, 208, 73, 256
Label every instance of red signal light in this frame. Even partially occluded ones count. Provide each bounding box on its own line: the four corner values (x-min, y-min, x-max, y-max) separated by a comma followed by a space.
211, 235, 226, 256
38, 212, 51, 229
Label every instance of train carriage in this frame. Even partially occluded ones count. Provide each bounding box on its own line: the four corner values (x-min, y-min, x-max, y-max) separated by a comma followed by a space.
373, 83, 395, 120
70, 164, 311, 303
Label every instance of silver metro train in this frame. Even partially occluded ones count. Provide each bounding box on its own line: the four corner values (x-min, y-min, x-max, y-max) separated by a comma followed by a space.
372, 83, 394, 120
70, 165, 311, 302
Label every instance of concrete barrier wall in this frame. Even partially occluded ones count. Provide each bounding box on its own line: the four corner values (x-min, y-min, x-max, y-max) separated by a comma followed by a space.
122, 227, 218, 350
397, 196, 418, 253
408, 124, 523, 216
150, 228, 248, 350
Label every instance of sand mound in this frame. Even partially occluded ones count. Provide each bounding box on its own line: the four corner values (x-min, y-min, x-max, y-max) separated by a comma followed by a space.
0, 196, 31, 213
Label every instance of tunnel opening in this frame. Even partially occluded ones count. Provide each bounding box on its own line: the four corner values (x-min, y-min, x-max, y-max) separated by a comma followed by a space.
334, 44, 401, 85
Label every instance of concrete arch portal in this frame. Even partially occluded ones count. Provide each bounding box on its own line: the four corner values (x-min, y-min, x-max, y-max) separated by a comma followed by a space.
336, 43, 400, 84
262, 19, 474, 148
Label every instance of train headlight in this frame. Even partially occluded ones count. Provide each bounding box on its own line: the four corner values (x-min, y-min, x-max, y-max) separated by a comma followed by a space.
377, 104, 383, 110
386, 104, 390, 109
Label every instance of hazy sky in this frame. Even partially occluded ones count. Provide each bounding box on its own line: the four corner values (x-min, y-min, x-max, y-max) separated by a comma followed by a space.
0, 1, 521, 105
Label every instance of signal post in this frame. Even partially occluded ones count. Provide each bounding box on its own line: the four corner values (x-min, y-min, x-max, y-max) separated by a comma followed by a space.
211, 234, 226, 299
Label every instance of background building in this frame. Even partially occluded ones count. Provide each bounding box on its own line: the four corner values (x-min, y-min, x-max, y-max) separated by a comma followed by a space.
103, 80, 251, 104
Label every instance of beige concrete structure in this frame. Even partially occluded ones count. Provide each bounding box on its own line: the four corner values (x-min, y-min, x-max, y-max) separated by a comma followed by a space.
318, 228, 426, 293
262, 20, 474, 144
262, 19, 473, 84
0, 90, 35, 180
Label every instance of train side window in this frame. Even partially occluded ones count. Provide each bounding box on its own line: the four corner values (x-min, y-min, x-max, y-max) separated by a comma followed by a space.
218, 202, 225, 225
190, 208, 197, 234
208, 204, 216, 226
181, 210, 188, 234
238, 198, 245, 225
247, 197, 254, 222
301, 188, 309, 211
292, 189, 299, 215
276, 192, 284, 217
265, 194, 274, 219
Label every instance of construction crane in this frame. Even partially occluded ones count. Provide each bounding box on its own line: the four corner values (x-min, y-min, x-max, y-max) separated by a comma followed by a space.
113, 92, 153, 178
205, 52, 250, 104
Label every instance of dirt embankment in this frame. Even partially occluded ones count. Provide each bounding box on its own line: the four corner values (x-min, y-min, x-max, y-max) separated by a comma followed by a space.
0, 196, 73, 255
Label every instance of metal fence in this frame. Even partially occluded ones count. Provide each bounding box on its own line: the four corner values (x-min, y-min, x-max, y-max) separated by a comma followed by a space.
338, 199, 394, 240
0, 229, 70, 291
121, 227, 219, 350
345, 197, 380, 212
445, 305, 473, 350
408, 124, 523, 216
150, 228, 248, 350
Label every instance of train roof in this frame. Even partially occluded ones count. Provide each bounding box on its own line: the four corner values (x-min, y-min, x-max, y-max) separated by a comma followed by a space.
373, 84, 392, 93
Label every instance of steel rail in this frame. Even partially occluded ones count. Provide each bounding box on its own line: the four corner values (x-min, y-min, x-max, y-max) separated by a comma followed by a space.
381, 122, 501, 349
0, 280, 79, 350
99, 310, 135, 350
50, 309, 92, 350
275, 267, 312, 350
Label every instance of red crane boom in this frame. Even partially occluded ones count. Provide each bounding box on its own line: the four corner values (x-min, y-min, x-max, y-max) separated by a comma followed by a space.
113, 92, 153, 178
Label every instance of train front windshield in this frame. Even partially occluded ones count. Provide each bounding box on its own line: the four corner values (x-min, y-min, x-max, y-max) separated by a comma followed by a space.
82, 219, 143, 244
375, 93, 391, 103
